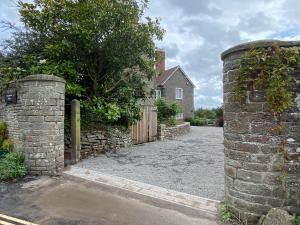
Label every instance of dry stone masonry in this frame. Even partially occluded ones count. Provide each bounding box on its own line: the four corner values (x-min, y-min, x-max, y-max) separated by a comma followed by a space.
0, 75, 65, 175
65, 126, 132, 159
157, 122, 190, 140
221, 40, 300, 224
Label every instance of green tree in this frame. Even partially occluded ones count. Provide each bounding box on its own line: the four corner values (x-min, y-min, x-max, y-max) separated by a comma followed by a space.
214, 106, 223, 118
194, 108, 216, 119
0, 0, 164, 125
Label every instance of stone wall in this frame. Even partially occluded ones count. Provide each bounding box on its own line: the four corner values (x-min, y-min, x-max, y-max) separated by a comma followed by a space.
158, 122, 190, 140
0, 75, 65, 175
65, 126, 132, 159
221, 40, 300, 224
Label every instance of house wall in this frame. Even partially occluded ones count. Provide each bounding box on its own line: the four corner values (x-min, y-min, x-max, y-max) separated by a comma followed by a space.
163, 69, 194, 119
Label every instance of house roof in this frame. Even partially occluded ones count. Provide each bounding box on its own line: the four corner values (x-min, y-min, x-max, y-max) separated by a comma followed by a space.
154, 66, 196, 88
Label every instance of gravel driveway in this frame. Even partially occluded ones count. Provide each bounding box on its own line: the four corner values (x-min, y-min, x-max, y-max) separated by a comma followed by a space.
75, 127, 224, 201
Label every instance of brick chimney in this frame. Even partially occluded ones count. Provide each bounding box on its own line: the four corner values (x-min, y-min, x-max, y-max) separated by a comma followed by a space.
155, 49, 165, 76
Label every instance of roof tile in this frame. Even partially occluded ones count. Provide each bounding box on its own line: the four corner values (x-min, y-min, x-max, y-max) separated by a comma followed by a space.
154, 66, 179, 85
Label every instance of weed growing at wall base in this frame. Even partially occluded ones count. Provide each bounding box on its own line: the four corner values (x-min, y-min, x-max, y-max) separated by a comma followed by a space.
294, 215, 300, 225
0, 151, 27, 181
220, 203, 232, 222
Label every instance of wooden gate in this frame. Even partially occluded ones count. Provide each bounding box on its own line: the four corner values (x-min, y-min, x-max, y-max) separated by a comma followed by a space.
130, 104, 157, 145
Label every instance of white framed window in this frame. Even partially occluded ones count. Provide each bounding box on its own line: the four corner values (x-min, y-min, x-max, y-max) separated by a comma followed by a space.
175, 88, 183, 99
176, 113, 184, 120
155, 89, 161, 99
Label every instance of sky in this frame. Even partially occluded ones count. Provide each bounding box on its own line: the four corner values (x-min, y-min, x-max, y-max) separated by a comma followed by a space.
1, 0, 300, 109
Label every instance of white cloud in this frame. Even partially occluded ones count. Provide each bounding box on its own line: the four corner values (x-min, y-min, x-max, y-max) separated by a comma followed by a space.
146, 0, 300, 108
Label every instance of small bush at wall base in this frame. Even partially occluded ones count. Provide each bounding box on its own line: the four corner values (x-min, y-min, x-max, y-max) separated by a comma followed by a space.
165, 116, 177, 126
0, 122, 8, 146
0, 151, 27, 181
0, 121, 27, 181
1, 139, 14, 152
0, 149, 7, 158
295, 215, 300, 225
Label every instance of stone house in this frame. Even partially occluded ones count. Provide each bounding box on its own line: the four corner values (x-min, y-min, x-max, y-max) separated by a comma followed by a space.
154, 50, 195, 119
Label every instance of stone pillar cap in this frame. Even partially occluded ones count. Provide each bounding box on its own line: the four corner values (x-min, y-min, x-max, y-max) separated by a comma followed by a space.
21, 74, 66, 83
221, 39, 300, 60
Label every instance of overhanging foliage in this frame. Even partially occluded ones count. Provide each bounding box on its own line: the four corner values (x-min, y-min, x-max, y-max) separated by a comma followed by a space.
0, 0, 164, 125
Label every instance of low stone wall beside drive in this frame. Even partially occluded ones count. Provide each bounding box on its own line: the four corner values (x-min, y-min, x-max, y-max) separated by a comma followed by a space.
158, 122, 190, 140
65, 126, 132, 158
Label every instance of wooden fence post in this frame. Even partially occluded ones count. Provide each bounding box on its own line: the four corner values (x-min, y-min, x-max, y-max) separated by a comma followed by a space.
71, 99, 80, 164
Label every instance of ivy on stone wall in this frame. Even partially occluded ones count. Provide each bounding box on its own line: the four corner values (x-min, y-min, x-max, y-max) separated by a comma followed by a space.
235, 43, 300, 200
235, 44, 300, 120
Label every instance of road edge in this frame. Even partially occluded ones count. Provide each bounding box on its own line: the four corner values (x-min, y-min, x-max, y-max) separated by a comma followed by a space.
63, 166, 220, 220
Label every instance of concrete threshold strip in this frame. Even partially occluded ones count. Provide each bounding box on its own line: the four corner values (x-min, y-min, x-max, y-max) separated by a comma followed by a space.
64, 166, 220, 220
0, 213, 38, 225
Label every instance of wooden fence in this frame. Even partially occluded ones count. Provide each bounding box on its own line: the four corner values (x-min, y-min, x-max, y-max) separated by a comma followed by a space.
129, 105, 157, 145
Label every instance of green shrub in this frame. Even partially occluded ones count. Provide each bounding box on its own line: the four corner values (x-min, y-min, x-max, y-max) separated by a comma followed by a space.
0, 122, 7, 136
195, 108, 216, 119
166, 116, 177, 126
155, 98, 182, 125
0, 122, 7, 145
215, 107, 223, 119
194, 107, 223, 119
0, 149, 7, 159
295, 215, 300, 225
0, 151, 27, 181
185, 117, 192, 123
0, 121, 27, 181
1, 139, 14, 152
186, 117, 207, 126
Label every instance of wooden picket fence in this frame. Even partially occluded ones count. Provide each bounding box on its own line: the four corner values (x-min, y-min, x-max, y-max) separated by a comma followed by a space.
129, 104, 157, 145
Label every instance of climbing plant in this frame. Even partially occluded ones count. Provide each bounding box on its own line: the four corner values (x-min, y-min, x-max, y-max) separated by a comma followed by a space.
235, 43, 300, 200
235, 44, 300, 120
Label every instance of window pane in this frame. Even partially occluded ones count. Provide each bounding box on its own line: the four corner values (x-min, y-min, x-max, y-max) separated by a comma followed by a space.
176, 88, 183, 99
155, 90, 161, 99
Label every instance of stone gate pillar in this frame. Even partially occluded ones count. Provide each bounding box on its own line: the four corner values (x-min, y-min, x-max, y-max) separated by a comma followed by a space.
0, 74, 65, 175
221, 40, 300, 224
